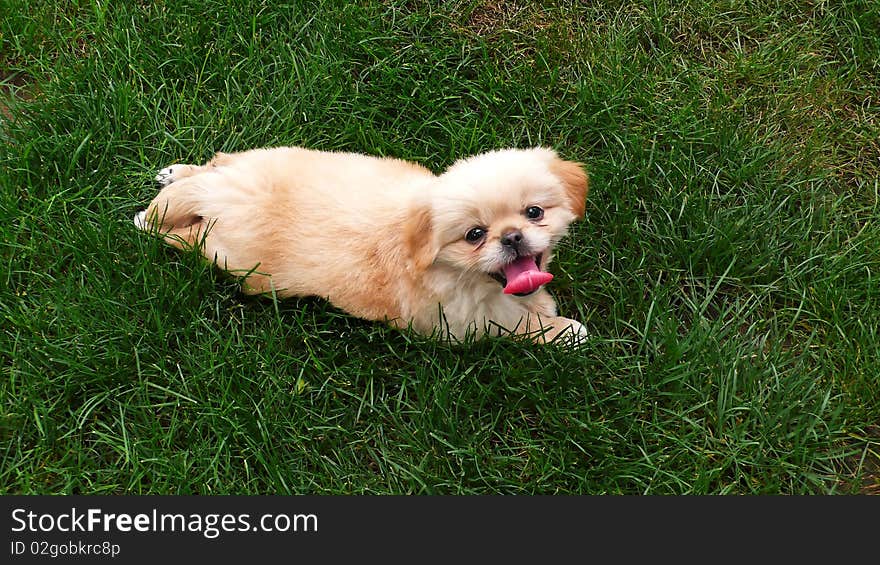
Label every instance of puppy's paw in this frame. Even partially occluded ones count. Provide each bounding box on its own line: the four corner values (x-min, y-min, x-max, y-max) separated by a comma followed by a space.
548, 317, 589, 348
155, 164, 185, 186
133, 210, 147, 230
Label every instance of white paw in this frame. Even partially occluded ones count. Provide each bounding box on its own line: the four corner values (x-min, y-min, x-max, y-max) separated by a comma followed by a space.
133, 210, 147, 230
155, 164, 182, 186
552, 319, 589, 348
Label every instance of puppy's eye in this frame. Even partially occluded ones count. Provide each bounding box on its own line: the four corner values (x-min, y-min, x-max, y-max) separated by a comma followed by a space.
525, 206, 544, 220
465, 227, 487, 243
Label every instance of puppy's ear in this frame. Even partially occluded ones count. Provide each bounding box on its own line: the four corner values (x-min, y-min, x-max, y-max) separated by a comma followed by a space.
403, 205, 437, 273
549, 158, 589, 218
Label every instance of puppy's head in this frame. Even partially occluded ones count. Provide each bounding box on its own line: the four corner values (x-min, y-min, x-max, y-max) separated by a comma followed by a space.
405, 147, 588, 296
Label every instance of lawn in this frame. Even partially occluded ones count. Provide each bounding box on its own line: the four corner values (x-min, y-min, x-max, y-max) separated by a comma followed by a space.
1, 0, 878, 494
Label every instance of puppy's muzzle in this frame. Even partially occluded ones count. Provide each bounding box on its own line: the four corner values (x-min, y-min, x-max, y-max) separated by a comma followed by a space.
500, 229, 524, 251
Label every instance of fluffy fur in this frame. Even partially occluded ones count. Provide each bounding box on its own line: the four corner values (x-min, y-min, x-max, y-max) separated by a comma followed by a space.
134, 146, 589, 345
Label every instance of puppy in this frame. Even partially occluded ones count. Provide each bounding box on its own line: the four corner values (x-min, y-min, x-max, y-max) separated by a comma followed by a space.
134, 146, 589, 345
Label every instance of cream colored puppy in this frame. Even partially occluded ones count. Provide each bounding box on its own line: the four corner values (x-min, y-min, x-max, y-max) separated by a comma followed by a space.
134, 146, 589, 344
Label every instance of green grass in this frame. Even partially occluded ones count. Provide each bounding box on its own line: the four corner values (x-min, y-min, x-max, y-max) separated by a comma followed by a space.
1, 0, 878, 494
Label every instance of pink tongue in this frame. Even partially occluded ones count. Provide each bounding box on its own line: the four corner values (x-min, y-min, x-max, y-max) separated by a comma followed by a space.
502, 256, 553, 295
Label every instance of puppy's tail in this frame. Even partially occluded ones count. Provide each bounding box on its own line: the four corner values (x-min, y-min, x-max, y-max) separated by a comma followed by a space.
134, 179, 210, 250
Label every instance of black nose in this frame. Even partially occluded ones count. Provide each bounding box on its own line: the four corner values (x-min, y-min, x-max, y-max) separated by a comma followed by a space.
500, 229, 523, 248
